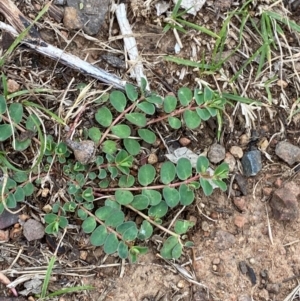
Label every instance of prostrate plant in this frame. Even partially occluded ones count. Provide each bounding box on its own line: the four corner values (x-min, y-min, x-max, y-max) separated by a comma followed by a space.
0, 74, 229, 262
42, 79, 229, 262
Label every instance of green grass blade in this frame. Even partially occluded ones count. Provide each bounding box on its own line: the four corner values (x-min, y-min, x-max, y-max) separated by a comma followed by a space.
164, 56, 213, 70
23, 101, 66, 125
177, 19, 220, 39
46, 286, 94, 298
7, 89, 52, 100
222, 93, 262, 105
40, 256, 56, 298
266, 10, 300, 33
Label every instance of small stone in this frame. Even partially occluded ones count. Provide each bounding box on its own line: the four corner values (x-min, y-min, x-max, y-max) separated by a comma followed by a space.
249, 258, 255, 264
277, 79, 288, 88
230, 146, 243, 159
239, 134, 250, 146
43, 204, 52, 213
0, 208, 19, 230
266, 283, 280, 294
258, 289, 269, 301
201, 221, 209, 231
23, 219, 45, 241
224, 152, 236, 172
270, 181, 300, 221
66, 139, 95, 164
241, 150, 262, 177
208, 144, 225, 164
233, 196, 247, 211
212, 264, 217, 271
275, 141, 300, 166
234, 215, 247, 228
235, 174, 248, 196
177, 280, 185, 288
215, 229, 235, 250
148, 153, 158, 164
7, 79, 20, 93
63, 7, 83, 30
179, 137, 191, 146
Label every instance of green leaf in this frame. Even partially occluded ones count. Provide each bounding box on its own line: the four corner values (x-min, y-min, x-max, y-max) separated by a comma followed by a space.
0, 95, 7, 114
200, 178, 213, 196
14, 139, 31, 151
111, 125, 131, 138
212, 179, 227, 191
105, 210, 125, 228
115, 190, 134, 205
82, 187, 94, 202
90, 225, 108, 246
0, 124, 13, 141
118, 241, 129, 259
77, 209, 88, 219
105, 199, 121, 210
88, 127, 102, 142
9, 103, 23, 124
123, 138, 140, 155
95, 106, 112, 127
131, 194, 150, 210
26, 114, 40, 131
174, 219, 195, 235
115, 150, 133, 168
95, 206, 114, 220
183, 110, 201, 129
118, 175, 135, 188
6, 193, 16, 208
176, 158, 192, 180
196, 108, 211, 120
145, 94, 163, 105
214, 162, 229, 178
171, 243, 183, 259
178, 87, 192, 106
138, 129, 156, 144
58, 216, 68, 228
204, 86, 213, 101
142, 190, 162, 206
196, 156, 209, 173
108, 166, 118, 179
125, 83, 138, 102
148, 201, 168, 218
160, 161, 176, 184
104, 233, 119, 254
207, 107, 217, 117
12, 171, 28, 183
82, 217, 96, 233
168, 116, 181, 129
122, 225, 138, 241
179, 184, 194, 206
163, 95, 177, 113
125, 113, 146, 127
23, 183, 34, 196
44, 213, 58, 224
137, 220, 153, 240
137, 101, 155, 114
163, 187, 180, 208
14, 187, 25, 202
160, 236, 178, 259
110, 91, 127, 112
102, 140, 117, 154
138, 164, 156, 186
117, 221, 136, 235
194, 88, 204, 105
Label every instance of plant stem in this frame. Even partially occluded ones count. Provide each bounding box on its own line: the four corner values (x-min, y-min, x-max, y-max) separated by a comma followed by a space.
126, 204, 180, 239
94, 174, 202, 192
79, 205, 123, 240
97, 97, 144, 147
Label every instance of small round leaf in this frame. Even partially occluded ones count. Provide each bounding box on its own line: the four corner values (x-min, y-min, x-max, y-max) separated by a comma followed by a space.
88, 127, 102, 142
178, 87, 192, 106
82, 216, 96, 233
174, 219, 195, 235
90, 225, 108, 246
123, 138, 140, 156
138, 129, 156, 144
111, 125, 131, 138
0, 124, 12, 141
163, 95, 177, 113
148, 201, 168, 218
138, 220, 153, 240
168, 116, 181, 129
104, 233, 119, 254
110, 91, 127, 112
160, 161, 176, 184
196, 156, 209, 173
9, 103, 23, 124
163, 187, 180, 208
118, 241, 129, 259
137, 101, 155, 115
176, 158, 192, 180
200, 178, 213, 196
125, 84, 138, 102
95, 106, 112, 127
183, 110, 201, 129
142, 190, 162, 206
138, 164, 156, 186
125, 113, 146, 127
179, 184, 194, 206
115, 190, 134, 205
131, 194, 150, 210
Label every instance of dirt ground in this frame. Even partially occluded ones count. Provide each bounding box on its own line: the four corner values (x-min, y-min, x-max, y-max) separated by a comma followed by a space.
1, 0, 300, 300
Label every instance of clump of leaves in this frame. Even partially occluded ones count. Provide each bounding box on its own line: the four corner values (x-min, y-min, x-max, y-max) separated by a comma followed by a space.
41, 79, 229, 262
0, 74, 229, 262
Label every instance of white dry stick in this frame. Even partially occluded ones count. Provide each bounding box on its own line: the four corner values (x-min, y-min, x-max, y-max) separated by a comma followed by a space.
114, 3, 148, 88
0, 22, 127, 90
